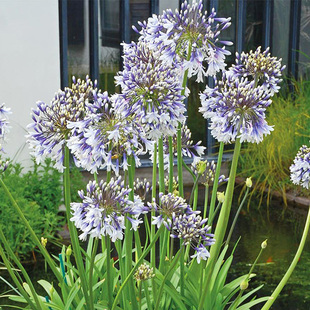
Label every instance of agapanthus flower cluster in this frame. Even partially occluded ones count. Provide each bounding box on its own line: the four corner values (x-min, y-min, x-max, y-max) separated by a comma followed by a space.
191, 159, 228, 186
290, 144, 310, 189
70, 177, 146, 242
170, 213, 215, 263
230, 47, 285, 95
135, 0, 232, 82
27, 76, 97, 171
200, 73, 273, 144
67, 93, 147, 174
116, 41, 186, 141
162, 124, 205, 169
150, 192, 194, 228
0, 103, 11, 153
134, 263, 155, 282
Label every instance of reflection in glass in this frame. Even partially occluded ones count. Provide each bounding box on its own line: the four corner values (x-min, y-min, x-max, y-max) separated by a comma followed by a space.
300, 0, 310, 77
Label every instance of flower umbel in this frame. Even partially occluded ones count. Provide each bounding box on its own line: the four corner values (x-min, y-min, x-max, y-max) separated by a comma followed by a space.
290, 144, 310, 189
135, 0, 232, 81
27, 76, 97, 171
134, 263, 155, 282
200, 74, 273, 144
70, 177, 144, 242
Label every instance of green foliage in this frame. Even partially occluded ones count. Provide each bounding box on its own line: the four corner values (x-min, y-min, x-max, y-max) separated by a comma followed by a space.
0, 159, 64, 259
239, 79, 310, 206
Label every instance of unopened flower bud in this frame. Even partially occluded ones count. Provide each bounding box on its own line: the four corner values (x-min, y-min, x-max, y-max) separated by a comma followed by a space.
261, 239, 268, 249
246, 177, 252, 188
134, 263, 155, 282
240, 279, 249, 290
197, 160, 207, 174
41, 237, 47, 248
217, 191, 225, 203
66, 245, 72, 256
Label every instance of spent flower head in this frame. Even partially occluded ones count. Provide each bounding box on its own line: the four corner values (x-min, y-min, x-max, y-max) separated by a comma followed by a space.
290, 144, 310, 189
135, 0, 232, 82
200, 73, 273, 144
70, 177, 146, 242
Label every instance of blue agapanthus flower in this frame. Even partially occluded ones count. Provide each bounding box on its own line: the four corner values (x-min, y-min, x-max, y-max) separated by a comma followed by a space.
27, 76, 97, 172
199, 73, 273, 144
116, 41, 186, 141
67, 93, 147, 175
290, 144, 310, 189
170, 212, 215, 263
71, 177, 147, 242
230, 46, 285, 95
134, 0, 232, 82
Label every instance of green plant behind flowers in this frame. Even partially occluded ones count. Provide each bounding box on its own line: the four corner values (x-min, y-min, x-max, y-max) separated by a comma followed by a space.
238, 79, 310, 208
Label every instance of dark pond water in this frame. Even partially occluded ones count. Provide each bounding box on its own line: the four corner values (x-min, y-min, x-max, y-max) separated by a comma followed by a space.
0, 197, 309, 309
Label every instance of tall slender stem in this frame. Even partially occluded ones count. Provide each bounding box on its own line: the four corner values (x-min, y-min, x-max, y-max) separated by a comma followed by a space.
63, 146, 91, 310
199, 139, 241, 310
106, 236, 113, 310
168, 136, 174, 193
89, 238, 99, 308
208, 142, 224, 225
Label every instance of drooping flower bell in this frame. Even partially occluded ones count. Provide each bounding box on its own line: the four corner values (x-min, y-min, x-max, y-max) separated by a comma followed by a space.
134, 0, 232, 82
70, 177, 146, 242
27, 76, 97, 172
199, 73, 273, 144
290, 144, 310, 189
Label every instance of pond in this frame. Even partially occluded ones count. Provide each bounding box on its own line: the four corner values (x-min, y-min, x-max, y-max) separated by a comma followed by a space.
0, 196, 309, 309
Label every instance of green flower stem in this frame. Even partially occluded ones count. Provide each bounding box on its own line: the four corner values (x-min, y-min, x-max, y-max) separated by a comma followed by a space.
177, 44, 192, 197
89, 238, 99, 309
115, 240, 126, 310
158, 137, 165, 193
111, 226, 164, 310
261, 205, 310, 310
159, 228, 169, 273
125, 155, 139, 310
151, 142, 157, 299
199, 138, 241, 310
209, 201, 222, 224
179, 245, 185, 297
105, 236, 113, 310
64, 146, 91, 310
0, 178, 63, 284
0, 227, 40, 309
189, 173, 201, 207
203, 184, 209, 219
168, 136, 174, 193
154, 248, 183, 310
0, 243, 37, 309
226, 187, 250, 246
208, 142, 224, 225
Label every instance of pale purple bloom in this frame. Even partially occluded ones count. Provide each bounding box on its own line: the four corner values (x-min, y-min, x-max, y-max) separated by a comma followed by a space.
67, 93, 146, 174
116, 41, 186, 141
70, 177, 144, 242
290, 144, 310, 189
169, 212, 215, 263
230, 47, 285, 95
27, 76, 97, 172
199, 73, 273, 144
135, 0, 232, 82
150, 192, 193, 228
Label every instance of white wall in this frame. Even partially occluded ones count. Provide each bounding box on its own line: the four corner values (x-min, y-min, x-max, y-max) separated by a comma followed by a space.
0, 0, 60, 168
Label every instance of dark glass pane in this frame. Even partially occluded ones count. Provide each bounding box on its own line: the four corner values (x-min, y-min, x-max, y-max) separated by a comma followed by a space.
130, 0, 151, 42
67, 0, 90, 82
272, 0, 290, 75
244, 0, 263, 52
300, 0, 310, 77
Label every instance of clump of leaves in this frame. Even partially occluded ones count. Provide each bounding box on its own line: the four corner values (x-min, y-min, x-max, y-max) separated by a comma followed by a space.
239, 79, 310, 208
0, 159, 64, 259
